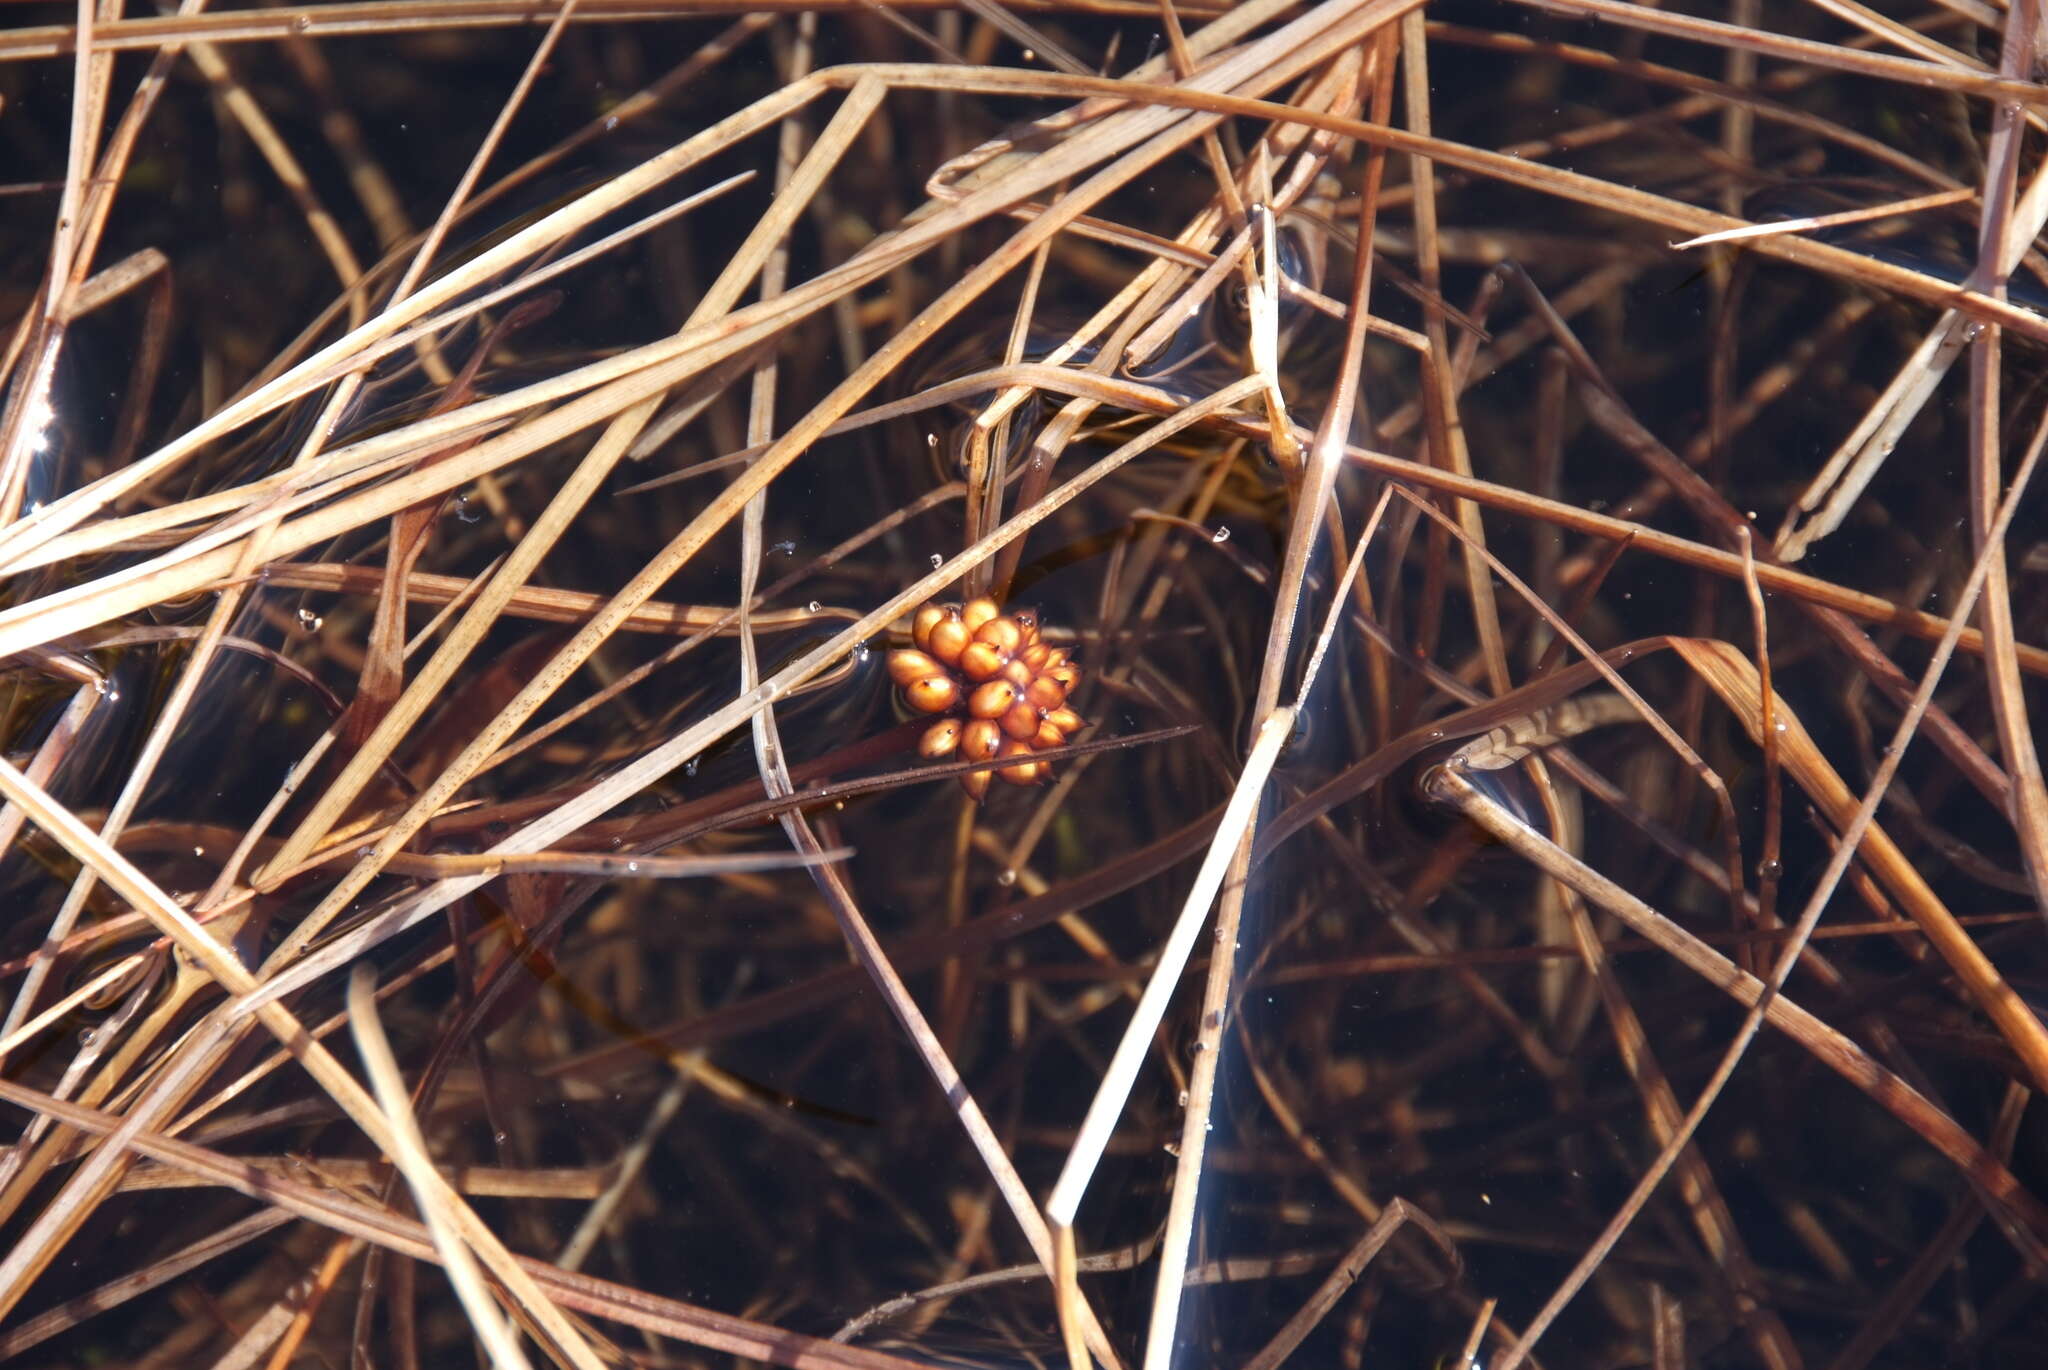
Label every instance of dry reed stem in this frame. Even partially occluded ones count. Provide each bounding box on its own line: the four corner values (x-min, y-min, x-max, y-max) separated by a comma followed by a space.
347, 963, 534, 1369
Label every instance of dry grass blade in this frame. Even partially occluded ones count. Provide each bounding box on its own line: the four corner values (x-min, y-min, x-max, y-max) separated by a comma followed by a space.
1045, 705, 1293, 1223
347, 963, 534, 1370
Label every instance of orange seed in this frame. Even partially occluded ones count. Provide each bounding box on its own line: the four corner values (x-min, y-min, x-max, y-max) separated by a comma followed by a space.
973, 616, 1024, 656
961, 719, 1002, 761
919, 718, 962, 758
1043, 706, 1083, 735
927, 616, 971, 665
961, 598, 1000, 633
887, 648, 943, 687
968, 679, 1018, 719
958, 642, 1006, 682
903, 675, 959, 713
996, 738, 1042, 786
912, 605, 946, 651
1024, 675, 1066, 711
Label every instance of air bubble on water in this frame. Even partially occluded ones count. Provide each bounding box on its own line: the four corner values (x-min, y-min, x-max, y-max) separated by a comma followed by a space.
772, 540, 795, 556
995, 868, 1017, 887
626, 860, 639, 873
807, 600, 820, 613
927, 432, 938, 450
853, 641, 871, 664
192, 846, 205, 857
454, 493, 482, 524
1212, 525, 1231, 543
685, 758, 700, 777
296, 608, 323, 632
930, 553, 944, 569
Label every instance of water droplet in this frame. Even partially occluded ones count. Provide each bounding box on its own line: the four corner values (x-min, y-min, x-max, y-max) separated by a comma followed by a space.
626, 860, 639, 873
1212, 525, 1231, 543
604, 115, 619, 131
1177, 1090, 1189, 1107
79, 1027, 97, 1047
685, 758, 699, 776
772, 539, 795, 556
807, 600, 820, 613
296, 608, 323, 632
853, 641, 871, 664
995, 868, 1017, 887
930, 553, 944, 569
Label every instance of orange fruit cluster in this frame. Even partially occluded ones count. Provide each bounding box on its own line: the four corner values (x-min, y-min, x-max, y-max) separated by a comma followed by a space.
886, 597, 1084, 799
